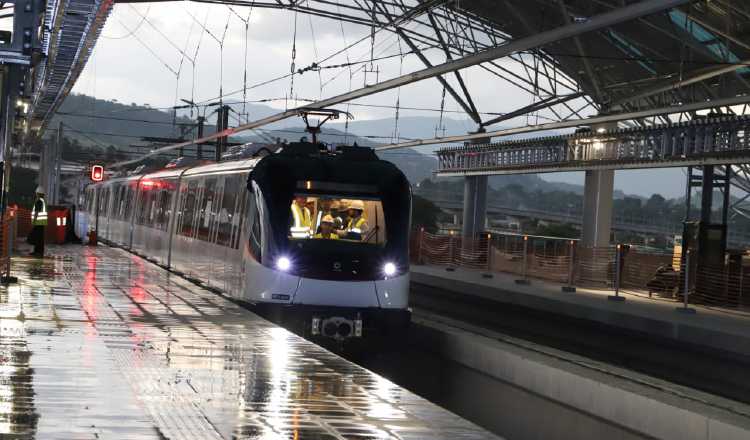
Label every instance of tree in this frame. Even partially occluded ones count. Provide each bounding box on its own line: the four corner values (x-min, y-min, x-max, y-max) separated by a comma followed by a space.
534, 222, 579, 238
411, 194, 443, 233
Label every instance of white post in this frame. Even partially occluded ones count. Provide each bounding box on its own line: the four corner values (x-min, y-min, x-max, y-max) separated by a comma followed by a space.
608, 244, 626, 301
676, 250, 696, 313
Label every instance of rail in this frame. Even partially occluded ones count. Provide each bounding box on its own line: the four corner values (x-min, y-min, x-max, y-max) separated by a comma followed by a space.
436, 115, 750, 176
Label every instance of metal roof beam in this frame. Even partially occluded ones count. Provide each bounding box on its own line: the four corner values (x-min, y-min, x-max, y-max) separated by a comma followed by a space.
110, 0, 695, 168
611, 59, 750, 108
557, 0, 605, 104
480, 92, 584, 128
369, 0, 482, 125
377, 94, 750, 150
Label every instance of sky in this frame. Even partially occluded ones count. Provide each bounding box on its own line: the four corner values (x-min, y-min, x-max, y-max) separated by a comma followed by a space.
70, 2, 688, 198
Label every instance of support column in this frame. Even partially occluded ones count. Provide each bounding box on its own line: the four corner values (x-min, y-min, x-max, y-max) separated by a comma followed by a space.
581, 169, 614, 247
461, 175, 488, 239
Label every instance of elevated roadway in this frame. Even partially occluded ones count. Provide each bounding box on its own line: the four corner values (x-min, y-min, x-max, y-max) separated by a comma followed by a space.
436, 115, 750, 177
426, 197, 750, 246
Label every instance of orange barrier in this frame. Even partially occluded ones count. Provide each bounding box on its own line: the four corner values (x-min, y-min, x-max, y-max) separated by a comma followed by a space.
13, 206, 31, 238
412, 230, 750, 313
45, 207, 69, 245
0, 212, 16, 281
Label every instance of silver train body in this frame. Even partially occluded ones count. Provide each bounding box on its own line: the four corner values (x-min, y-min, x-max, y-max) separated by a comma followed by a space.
75, 143, 412, 340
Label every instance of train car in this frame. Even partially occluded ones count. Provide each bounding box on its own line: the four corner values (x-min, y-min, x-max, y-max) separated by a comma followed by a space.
78, 142, 412, 341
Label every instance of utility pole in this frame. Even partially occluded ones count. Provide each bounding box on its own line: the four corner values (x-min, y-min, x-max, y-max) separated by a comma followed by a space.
196, 116, 205, 160
54, 120, 62, 204
215, 105, 230, 162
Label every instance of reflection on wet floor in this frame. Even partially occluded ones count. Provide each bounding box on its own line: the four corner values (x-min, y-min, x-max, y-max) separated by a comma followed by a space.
0, 245, 498, 439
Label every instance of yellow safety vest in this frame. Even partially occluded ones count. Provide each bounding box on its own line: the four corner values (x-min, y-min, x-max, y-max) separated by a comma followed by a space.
346, 216, 367, 234
32, 197, 47, 226
290, 203, 312, 238
313, 232, 339, 240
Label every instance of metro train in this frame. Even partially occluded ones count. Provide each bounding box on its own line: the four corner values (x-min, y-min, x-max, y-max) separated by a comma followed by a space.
75, 142, 412, 341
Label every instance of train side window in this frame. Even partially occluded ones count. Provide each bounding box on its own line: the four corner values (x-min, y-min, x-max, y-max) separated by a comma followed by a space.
196, 177, 216, 241
217, 175, 239, 247
100, 188, 110, 217
135, 187, 148, 225
155, 190, 168, 231
179, 179, 198, 237
137, 183, 157, 227
248, 191, 262, 260
232, 185, 249, 249
123, 186, 135, 222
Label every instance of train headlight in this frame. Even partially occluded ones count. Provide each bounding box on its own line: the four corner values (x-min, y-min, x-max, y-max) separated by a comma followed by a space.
276, 256, 292, 272
383, 262, 397, 277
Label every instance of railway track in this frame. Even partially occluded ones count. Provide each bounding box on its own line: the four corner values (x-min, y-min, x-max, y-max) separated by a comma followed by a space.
408, 281, 750, 405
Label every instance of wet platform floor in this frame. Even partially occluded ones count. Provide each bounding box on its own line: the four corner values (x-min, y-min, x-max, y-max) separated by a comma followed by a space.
0, 245, 499, 439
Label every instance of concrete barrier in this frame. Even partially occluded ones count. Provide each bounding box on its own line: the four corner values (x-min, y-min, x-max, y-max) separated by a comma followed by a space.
412, 313, 750, 440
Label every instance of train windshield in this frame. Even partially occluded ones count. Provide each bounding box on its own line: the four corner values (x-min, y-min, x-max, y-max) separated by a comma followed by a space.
288, 194, 387, 245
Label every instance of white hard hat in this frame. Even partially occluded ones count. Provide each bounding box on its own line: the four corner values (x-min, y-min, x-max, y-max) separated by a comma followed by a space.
349, 200, 365, 210
35, 186, 44, 194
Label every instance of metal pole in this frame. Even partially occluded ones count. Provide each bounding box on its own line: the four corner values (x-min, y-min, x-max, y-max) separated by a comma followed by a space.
515, 235, 530, 285
197, 116, 205, 160
417, 227, 424, 264
483, 233, 493, 278
55, 121, 63, 204
740, 264, 744, 305
609, 244, 626, 301
677, 250, 696, 313
446, 231, 455, 271
563, 240, 576, 292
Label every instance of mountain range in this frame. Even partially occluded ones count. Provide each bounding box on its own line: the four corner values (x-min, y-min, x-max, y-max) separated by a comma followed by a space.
49, 93, 636, 197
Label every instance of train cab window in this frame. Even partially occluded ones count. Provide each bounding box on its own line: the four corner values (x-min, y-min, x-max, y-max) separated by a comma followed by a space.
288, 194, 386, 244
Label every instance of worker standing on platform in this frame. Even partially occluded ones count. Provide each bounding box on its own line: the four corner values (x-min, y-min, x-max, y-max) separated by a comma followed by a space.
29, 186, 47, 257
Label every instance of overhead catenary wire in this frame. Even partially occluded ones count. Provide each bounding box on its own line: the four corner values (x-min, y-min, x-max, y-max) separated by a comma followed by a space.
101, 5, 151, 40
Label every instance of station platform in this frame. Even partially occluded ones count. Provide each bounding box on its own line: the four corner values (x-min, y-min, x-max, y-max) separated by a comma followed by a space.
0, 245, 499, 440
411, 264, 750, 360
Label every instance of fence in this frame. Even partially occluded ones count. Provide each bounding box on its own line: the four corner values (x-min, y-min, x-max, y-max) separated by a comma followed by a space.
412, 230, 750, 312
0, 209, 18, 282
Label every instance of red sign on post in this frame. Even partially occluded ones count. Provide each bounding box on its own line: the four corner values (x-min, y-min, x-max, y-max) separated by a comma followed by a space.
91, 165, 104, 182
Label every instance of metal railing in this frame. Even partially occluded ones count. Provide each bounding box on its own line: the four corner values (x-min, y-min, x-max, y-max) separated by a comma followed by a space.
437, 115, 750, 175
412, 230, 750, 313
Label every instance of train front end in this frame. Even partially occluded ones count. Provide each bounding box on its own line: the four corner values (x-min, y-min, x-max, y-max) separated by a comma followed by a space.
243, 144, 411, 341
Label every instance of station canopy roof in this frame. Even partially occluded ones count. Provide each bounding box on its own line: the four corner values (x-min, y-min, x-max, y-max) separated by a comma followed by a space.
454, 0, 750, 112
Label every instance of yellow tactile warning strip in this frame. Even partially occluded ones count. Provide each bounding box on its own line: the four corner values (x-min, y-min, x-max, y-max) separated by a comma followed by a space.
0, 245, 499, 439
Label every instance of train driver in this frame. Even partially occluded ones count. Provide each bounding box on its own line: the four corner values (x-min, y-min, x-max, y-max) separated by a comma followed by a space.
313, 215, 339, 240
314, 198, 343, 233
290, 196, 312, 238
341, 200, 369, 240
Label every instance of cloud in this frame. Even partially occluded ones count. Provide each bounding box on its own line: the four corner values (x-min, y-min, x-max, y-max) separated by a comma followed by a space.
77, 3, 587, 138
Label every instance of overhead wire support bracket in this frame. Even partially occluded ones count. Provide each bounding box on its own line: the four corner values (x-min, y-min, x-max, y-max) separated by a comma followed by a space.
107, 0, 694, 168
297, 108, 353, 144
